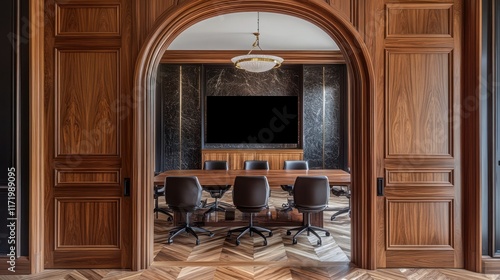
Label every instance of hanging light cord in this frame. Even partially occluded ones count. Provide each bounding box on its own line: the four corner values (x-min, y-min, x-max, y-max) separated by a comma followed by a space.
248, 12, 262, 54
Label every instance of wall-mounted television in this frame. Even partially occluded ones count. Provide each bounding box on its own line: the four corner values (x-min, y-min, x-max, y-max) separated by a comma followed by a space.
206, 96, 299, 144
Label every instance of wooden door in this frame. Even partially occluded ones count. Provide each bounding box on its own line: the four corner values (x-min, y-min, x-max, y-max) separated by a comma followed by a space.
373, 1, 463, 267
43, 0, 132, 268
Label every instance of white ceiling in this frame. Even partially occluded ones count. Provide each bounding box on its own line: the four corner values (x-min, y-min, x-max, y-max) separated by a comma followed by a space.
168, 12, 340, 51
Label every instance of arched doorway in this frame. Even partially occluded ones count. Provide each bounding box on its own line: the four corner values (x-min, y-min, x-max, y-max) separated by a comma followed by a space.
132, 0, 375, 270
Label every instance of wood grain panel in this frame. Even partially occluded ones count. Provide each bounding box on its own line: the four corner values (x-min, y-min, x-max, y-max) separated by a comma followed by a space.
386, 3, 452, 38
386, 168, 453, 187
56, 198, 120, 248
386, 199, 453, 249
56, 4, 120, 36
386, 50, 452, 158
56, 50, 119, 156
56, 169, 120, 186
202, 149, 304, 170
327, 0, 352, 21
386, 250, 455, 268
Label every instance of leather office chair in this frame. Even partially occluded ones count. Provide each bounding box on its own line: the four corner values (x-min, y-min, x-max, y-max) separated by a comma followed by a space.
243, 160, 271, 205
286, 176, 331, 246
243, 160, 269, 170
202, 160, 232, 215
226, 176, 273, 246
330, 186, 351, 220
154, 185, 173, 221
281, 160, 309, 211
330, 167, 351, 220
164, 176, 214, 245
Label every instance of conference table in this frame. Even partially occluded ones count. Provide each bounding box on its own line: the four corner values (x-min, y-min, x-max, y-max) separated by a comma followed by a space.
154, 169, 351, 227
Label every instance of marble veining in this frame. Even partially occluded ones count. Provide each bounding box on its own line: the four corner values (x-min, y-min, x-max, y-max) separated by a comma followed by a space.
156, 64, 347, 171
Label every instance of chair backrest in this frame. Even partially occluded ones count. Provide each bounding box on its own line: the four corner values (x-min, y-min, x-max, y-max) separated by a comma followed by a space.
244, 160, 269, 170
203, 160, 229, 170
232, 176, 269, 209
283, 160, 309, 170
164, 176, 203, 210
293, 176, 330, 210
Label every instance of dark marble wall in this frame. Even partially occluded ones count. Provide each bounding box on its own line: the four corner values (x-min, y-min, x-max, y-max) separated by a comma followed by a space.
155, 64, 347, 171
303, 65, 347, 169
156, 65, 202, 171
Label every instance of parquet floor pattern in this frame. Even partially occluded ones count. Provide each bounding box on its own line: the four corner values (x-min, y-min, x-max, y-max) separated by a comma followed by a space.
3, 189, 500, 279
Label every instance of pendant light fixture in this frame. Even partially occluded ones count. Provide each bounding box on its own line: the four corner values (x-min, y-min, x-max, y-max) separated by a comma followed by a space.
231, 12, 284, 73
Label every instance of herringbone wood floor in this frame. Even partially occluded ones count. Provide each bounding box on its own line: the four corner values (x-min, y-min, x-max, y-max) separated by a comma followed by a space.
2, 189, 499, 279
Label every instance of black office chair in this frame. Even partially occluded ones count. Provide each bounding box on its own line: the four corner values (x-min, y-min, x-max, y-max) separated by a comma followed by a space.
330, 186, 351, 220
164, 176, 214, 245
226, 176, 273, 246
280, 160, 309, 211
202, 160, 232, 215
243, 160, 271, 205
154, 185, 173, 221
243, 160, 269, 170
331, 167, 351, 220
286, 176, 331, 246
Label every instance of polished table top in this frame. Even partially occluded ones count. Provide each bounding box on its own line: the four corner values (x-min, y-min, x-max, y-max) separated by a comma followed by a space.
154, 169, 350, 186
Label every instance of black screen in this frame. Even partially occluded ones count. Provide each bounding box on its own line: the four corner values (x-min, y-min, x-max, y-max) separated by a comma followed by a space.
206, 96, 299, 144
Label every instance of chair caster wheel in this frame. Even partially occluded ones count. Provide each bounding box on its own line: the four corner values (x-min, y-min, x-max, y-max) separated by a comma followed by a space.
209, 232, 215, 237
263, 240, 267, 246
331, 217, 336, 221
269, 232, 273, 237
167, 239, 173, 244
292, 239, 297, 244
235, 240, 240, 246
226, 232, 231, 238
326, 232, 330, 236
317, 240, 321, 246
196, 240, 200, 245
286, 231, 291, 236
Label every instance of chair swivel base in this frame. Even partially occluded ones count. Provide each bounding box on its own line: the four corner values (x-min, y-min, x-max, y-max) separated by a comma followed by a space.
226, 215, 272, 246
287, 213, 330, 246
167, 224, 214, 245
204, 200, 234, 215
154, 207, 173, 221
330, 207, 351, 220
286, 225, 330, 246
227, 225, 273, 246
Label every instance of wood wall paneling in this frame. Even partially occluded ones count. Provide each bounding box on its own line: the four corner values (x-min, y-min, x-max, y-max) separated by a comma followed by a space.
56, 3, 120, 36
386, 3, 453, 38
378, 0, 462, 269
385, 50, 452, 158
386, 199, 453, 249
202, 149, 304, 171
56, 169, 120, 186
55, 198, 120, 248
386, 169, 453, 187
44, 0, 132, 269
56, 50, 119, 156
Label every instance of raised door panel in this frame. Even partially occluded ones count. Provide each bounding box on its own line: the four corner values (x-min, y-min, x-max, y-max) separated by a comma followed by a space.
386, 50, 452, 158
44, 0, 131, 269
386, 3, 453, 38
56, 50, 119, 156
377, 0, 462, 268
56, 4, 120, 36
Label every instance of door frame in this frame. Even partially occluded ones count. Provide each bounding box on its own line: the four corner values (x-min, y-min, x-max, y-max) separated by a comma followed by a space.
131, 0, 376, 270
27, 0, 483, 273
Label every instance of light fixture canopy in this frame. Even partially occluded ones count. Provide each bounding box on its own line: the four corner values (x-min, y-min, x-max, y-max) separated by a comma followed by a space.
231, 13, 284, 73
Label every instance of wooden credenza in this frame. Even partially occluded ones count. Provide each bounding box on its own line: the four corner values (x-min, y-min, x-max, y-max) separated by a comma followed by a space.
202, 149, 303, 170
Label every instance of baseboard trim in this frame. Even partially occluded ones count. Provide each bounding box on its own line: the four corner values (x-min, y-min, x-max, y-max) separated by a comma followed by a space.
482, 256, 500, 274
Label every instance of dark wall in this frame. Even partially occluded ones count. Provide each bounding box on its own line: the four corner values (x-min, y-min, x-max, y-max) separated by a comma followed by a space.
0, 0, 29, 256
155, 64, 348, 171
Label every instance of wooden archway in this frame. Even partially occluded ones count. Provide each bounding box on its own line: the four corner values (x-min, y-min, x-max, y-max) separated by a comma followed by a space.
132, 0, 376, 270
